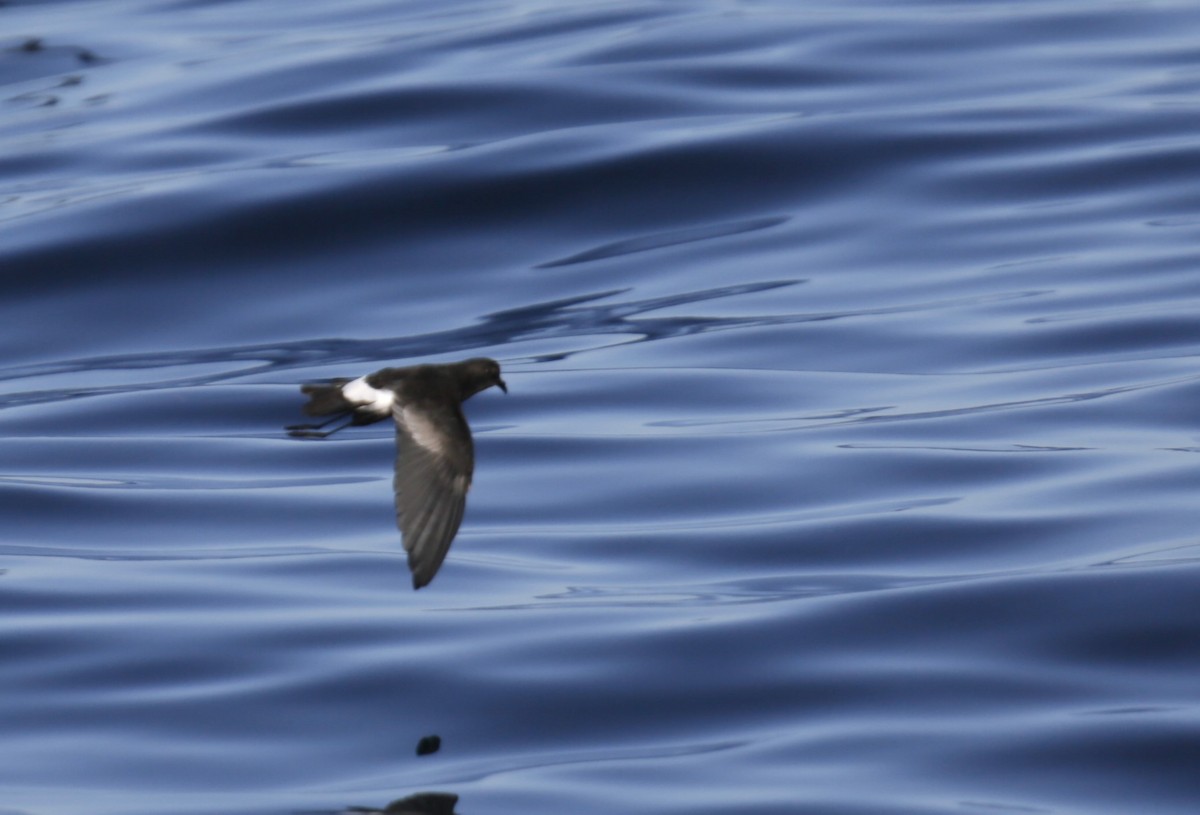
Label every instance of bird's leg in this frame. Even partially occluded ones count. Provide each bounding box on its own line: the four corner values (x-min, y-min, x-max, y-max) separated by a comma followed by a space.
286, 411, 349, 432
286, 411, 354, 438
288, 418, 355, 438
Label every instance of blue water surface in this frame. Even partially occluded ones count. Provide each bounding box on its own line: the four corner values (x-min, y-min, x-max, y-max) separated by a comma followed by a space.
3, 1, 1200, 813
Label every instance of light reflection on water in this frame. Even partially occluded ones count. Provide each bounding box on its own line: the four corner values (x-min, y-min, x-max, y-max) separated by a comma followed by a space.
4, 0, 1200, 814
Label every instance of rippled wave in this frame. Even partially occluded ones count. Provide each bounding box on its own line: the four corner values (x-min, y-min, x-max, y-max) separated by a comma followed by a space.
4, 1, 1200, 814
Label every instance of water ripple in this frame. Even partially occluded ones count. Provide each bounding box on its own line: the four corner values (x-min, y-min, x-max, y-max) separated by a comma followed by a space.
5, 0, 1200, 813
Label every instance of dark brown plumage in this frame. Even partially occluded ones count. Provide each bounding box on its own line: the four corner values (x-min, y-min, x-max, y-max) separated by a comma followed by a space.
287, 358, 507, 589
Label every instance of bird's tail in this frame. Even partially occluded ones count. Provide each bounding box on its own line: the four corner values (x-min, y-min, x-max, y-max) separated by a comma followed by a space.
299, 379, 353, 416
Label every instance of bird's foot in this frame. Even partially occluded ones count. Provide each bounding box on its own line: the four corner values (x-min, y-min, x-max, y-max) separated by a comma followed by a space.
286, 425, 332, 438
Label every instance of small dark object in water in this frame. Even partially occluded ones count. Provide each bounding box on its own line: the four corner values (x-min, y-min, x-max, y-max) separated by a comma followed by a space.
343, 791, 458, 814
415, 734, 441, 756
386, 793, 457, 814
385, 793, 457, 815
288, 358, 507, 589
20, 38, 43, 53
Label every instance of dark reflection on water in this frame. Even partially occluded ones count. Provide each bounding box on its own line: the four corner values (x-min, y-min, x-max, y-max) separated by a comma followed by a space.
536, 215, 790, 268
4, 0, 1200, 814
0, 281, 796, 407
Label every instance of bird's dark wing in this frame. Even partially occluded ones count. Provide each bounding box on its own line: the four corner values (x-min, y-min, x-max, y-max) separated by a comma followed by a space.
392, 400, 474, 589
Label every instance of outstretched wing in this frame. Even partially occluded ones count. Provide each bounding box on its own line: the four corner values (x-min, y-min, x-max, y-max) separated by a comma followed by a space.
392, 401, 474, 589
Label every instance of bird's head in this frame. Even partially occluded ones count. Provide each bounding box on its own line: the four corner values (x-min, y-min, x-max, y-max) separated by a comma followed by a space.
459, 357, 508, 398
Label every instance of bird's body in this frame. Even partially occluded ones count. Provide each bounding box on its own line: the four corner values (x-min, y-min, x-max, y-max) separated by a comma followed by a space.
287, 358, 507, 589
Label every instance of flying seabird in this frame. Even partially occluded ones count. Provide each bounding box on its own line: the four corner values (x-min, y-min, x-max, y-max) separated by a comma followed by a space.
287, 357, 507, 589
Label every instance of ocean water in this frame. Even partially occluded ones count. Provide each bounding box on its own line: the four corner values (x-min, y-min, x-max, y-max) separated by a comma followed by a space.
3, 1, 1200, 813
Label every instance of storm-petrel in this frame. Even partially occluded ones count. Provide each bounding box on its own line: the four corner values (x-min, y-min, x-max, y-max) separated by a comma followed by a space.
287, 358, 507, 589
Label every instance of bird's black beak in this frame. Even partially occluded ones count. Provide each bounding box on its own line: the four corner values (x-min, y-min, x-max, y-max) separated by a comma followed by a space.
497, 378, 508, 394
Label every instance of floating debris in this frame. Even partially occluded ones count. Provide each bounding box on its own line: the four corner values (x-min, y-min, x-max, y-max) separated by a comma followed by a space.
415, 734, 441, 756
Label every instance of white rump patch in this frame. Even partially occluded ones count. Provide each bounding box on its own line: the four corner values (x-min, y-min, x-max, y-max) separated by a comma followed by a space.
342, 376, 394, 416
